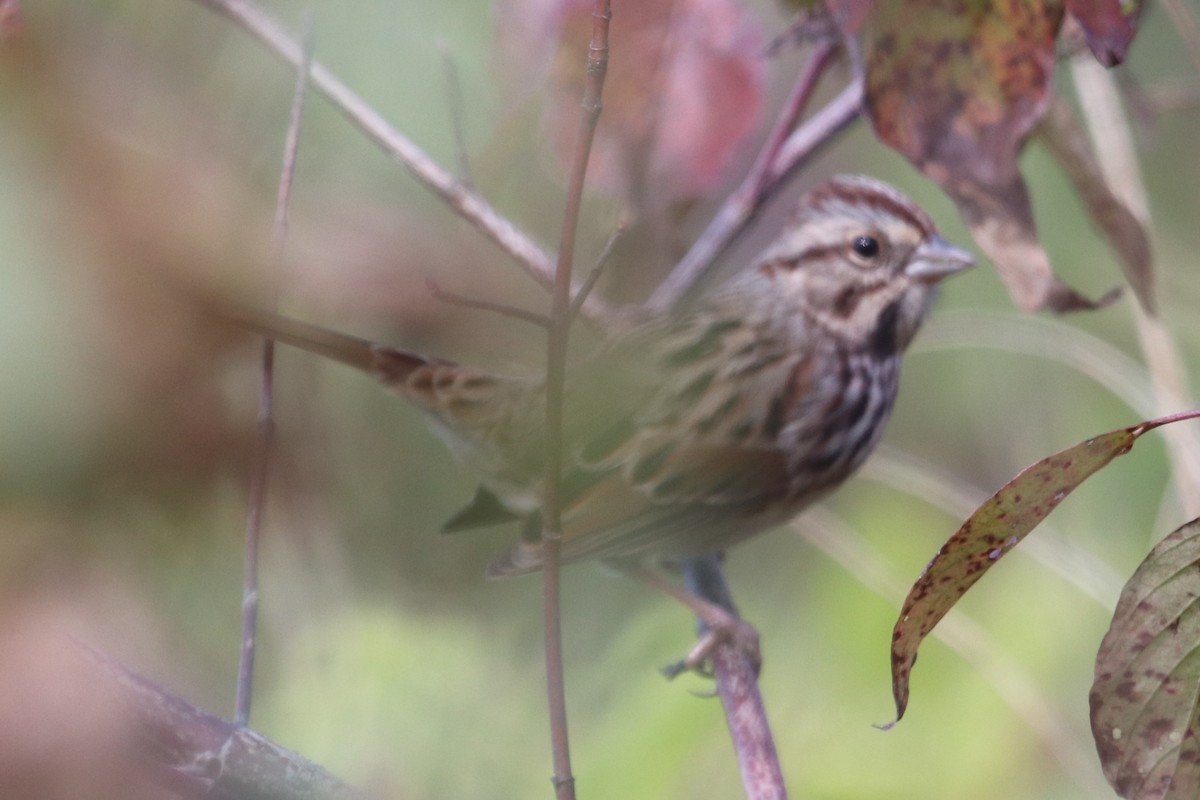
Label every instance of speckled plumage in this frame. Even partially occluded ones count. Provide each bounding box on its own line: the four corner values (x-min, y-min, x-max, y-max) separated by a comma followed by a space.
240, 175, 973, 577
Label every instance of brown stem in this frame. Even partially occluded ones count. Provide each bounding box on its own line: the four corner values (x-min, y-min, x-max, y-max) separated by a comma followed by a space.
567, 217, 626, 322
187, 0, 616, 325
646, 47, 859, 314
235, 12, 312, 728
681, 557, 787, 800
426, 279, 551, 328
540, 4, 612, 798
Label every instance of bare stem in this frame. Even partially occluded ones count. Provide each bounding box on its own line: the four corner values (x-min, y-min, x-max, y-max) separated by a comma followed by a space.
567, 217, 626, 322
187, 0, 616, 324
426, 279, 551, 328
646, 48, 859, 314
539, 3, 612, 797
438, 41, 475, 189
235, 14, 312, 728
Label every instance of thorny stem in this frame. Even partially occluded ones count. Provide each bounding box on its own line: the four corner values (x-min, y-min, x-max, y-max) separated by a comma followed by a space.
541, 3, 611, 797
235, 15, 312, 728
646, 46, 859, 314
188, 0, 616, 325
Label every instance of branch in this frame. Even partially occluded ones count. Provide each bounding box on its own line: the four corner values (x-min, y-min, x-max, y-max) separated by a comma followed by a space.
187, 0, 616, 325
236, 11, 313, 730
681, 557, 787, 800
78, 643, 363, 800
645, 51, 862, 314
539, 3, 613, 797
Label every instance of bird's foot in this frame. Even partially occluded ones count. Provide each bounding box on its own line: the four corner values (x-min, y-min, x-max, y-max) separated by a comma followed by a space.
661, 605, 761, 679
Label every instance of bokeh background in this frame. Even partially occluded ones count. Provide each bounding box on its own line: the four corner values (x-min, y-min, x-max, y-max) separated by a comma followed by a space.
2, 1, 1199, 798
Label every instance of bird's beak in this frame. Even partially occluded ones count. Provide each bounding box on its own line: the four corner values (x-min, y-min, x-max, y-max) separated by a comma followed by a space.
905, 235, 975, 283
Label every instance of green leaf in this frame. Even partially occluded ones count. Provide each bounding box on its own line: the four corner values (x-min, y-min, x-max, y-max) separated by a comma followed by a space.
1091, 517, 1200, 799
885, 410, 1200, 727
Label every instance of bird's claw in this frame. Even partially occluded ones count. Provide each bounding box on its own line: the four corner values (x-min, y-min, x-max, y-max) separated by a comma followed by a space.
661, 616, 762, 680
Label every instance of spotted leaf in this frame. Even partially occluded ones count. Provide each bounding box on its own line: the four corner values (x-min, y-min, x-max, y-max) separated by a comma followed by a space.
1091, 517, 1200, 799
886, 410, 1200, 726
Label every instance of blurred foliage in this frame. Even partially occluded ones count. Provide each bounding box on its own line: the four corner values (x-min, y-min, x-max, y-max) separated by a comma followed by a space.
0, 1, 1199, 798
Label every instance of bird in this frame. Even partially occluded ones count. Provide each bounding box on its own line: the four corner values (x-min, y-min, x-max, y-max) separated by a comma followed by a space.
231, 175, 973, 583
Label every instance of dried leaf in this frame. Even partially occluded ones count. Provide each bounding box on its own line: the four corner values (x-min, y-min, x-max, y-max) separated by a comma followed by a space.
1066, 0, 1140, 66
948, 172, 1120, 312
846, 0, 1124, 311
1091, 517, 1200, 799
886, 410, 1200, 727
1038, 96, 1154, 313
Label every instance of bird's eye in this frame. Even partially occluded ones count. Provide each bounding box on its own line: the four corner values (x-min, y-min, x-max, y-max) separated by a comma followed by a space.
852, 235, 880, 260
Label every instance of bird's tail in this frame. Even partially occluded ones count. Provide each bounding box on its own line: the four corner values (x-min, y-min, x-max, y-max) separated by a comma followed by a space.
222, 305, 434, 385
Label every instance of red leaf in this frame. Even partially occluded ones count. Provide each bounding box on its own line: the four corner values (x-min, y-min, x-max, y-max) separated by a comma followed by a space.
885, 410, 1200, 727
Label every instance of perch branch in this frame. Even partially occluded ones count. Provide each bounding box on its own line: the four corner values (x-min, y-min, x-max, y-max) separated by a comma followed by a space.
681, 557, 787, 800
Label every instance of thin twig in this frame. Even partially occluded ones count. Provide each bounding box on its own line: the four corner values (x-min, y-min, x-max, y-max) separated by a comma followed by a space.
426, 279, 550, 328
567, 216, 626, 322
540, 4, 612, 797
187, 0, 616, 325
646, 51, 859, 314
235, 12, 313, 729
438, 40, 475, 189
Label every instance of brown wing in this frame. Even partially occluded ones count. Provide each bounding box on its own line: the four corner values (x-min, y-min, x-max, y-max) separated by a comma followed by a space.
487, 310, 821, 577
485, 435, 794, 576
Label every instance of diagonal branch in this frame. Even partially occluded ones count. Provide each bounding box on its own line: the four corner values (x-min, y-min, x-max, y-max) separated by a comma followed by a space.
646, 48, 861, 314
188, 0, 616, 325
